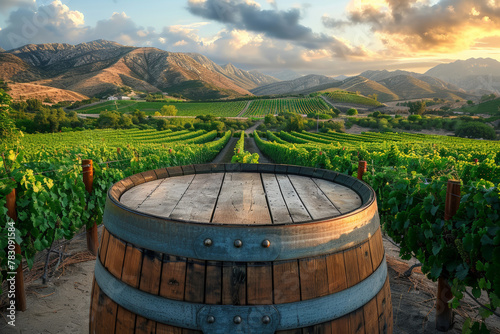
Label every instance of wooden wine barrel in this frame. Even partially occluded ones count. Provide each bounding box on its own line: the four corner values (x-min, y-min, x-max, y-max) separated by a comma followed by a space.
90, 163, 392, 334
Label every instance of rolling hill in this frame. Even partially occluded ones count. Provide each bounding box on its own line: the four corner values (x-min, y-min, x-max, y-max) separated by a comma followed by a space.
425, 58, 500, 94
7, 83, 88, 102
331, 76, 399, 102
0, 40, 278, 101
250, 74, 337, 95
378, 75, 466, 101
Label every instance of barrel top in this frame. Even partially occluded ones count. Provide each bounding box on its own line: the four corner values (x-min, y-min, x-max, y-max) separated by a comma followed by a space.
119, 167, 363, 225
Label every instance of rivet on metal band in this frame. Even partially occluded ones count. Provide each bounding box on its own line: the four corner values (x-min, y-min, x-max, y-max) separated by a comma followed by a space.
262, 240, 271, 248
233, 315, 242, 324
233, 239, 243, 248
204, 238, 213, 247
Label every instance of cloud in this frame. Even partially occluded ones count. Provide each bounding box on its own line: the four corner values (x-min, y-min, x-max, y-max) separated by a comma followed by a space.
186, 0, 367, 58
331, 0, 500, 54
0, 0, 86, 50
0, 0, 35, 13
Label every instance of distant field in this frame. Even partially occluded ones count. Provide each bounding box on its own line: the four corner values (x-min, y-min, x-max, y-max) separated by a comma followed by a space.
243, 98, 330, 117
457, 98, 500, 115
76, 100, 247, 117
322, 91, 383, 107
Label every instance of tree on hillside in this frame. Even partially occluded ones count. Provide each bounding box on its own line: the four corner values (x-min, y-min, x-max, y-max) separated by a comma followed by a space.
0, 89, 20, 141
286, 114, 305, 132
408, 101, 426, 115
347, 108, 358, 116
161, 105, 178, 116
368, 94, 378, 101
98, 110, 121, 128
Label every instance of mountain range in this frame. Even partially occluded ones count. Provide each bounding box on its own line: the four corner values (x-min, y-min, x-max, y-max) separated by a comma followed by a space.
0, 40, 497, 103
0, 40, 277, 101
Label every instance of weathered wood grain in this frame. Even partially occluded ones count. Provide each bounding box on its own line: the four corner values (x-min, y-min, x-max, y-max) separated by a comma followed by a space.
212, 173, 271, 224
288, 175, 341, 220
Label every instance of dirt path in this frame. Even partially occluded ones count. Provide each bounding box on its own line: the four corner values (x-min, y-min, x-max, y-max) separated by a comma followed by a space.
244, 119, 263, 134
211, 137, 238, 163
236, 101, 252, 117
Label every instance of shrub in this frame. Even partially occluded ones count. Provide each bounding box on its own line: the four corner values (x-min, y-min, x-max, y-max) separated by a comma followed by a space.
455, 121, 496, 140
347, 108, 358, 116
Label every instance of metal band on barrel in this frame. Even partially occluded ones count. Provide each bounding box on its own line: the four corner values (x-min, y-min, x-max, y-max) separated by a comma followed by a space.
94, 255, 387, 333
103, 196, 380, 262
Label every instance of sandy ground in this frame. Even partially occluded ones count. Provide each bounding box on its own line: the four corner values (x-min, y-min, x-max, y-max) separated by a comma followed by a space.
1, 137, 498, 333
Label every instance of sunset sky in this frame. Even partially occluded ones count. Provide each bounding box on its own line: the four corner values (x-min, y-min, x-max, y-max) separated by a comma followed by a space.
0, 0, 499, 76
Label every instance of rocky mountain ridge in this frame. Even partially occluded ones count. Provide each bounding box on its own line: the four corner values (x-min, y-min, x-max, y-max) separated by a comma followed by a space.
0, 40, 278, 100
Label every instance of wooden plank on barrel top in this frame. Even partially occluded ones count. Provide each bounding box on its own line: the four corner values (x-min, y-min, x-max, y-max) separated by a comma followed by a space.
169, 173, 224, 222
275, 174, 311, 223
119, 179, 164, 209
274, 259, 301, 334
312, 178, 362, 214
115, 243, 143, 334
131, 174, 195, 216
261, 173, 292, 224
212, 173, 271, 224
135, 249, 163, 334
287, 175, 341, 220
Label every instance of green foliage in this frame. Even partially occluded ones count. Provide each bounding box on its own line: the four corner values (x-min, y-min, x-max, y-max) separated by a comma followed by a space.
347, 108, 358, 116
456, 122, 496, 140
231, 131, 259, 163
254, 128, 500, 332
322, 91, 382, 107
0, 129, 233, 293
286, 114, 305, 132
0, 90, 21, 142
243, 97, 329, 117
160, 105, 178, 116
408, 101, 426, 115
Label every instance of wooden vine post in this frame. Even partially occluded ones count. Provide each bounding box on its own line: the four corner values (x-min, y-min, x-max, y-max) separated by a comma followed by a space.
82, 159, 98, 256
357, 160, 367, 180
6, 188, 27, 311
436, 179, 461, 331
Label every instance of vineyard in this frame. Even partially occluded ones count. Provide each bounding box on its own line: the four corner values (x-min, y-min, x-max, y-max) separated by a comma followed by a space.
322, 91, 383, 107
76, 100, 248, 117
254, 130, 500, 332
0, 129, 232, 290
242, 97, 330, 117
1, 125, 500, 332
